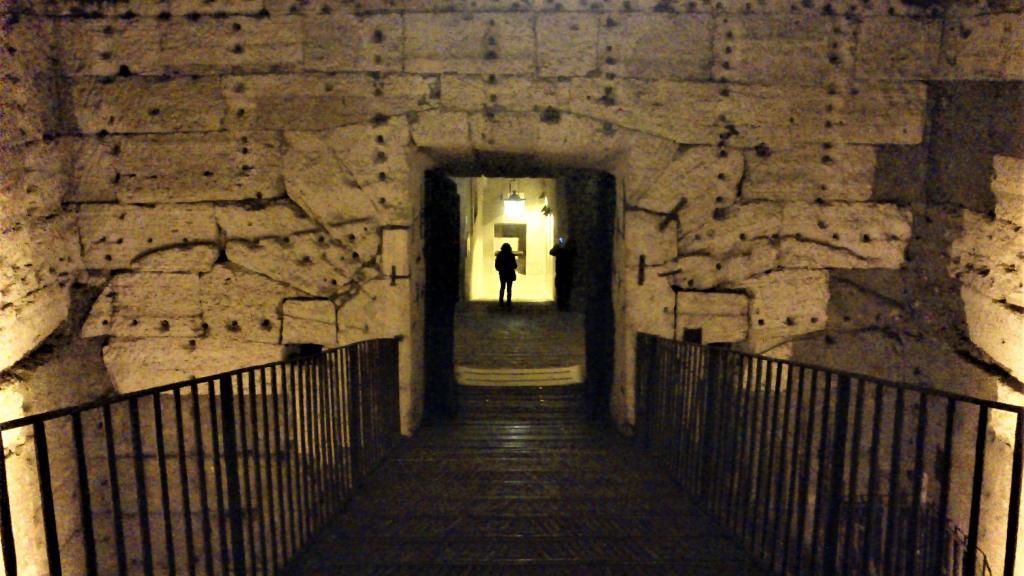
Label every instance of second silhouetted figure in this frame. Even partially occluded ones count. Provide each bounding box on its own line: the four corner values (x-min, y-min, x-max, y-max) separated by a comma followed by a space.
495, 242, 518, 309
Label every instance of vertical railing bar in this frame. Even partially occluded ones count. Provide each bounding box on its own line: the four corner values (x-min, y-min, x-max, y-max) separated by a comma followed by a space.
769, 360, 793, 572
0, 431, 17, 576
964, 406, 988, 576
711, 349, 732, 516
741, 354, 765, 541
173, 389, 197, 576
752, 358, 772, 549
208, 376, 230, 575
220, 375, 246, 576
736, 355, 757, 534
33, 422, 61, 576
248, 368, 268, 576
1003, 409, 1024, 576
728, 355, 751, 532
677, 344, 693, 485
103, 405, 128, 576
269, 364, 288, 565
327, 351, 344, 514
349, 347, 364, 486
339, 348, 352, 493
841, 378, 867, 576
284, 361, 299, 553
72, 413, 98, 576
152, 394, 177, 576
782, 364, 806, 576
811, 370, 833, 574
235, 372, 255, 574
129, 397, 155, 576
795, 367, 818, 574
189, 382, 214, 576
314, 354, 329, 524
300, 358, 314, 540
823, 374, 851, 576
907, 392, 930, 576
293, 359, 307, 545
862, 384, 886, 574
884, 388, 906, 575
259, 366, 278, 573
935, 398, 956, 576
307, 357, 320, 533
762, 360, 785, 563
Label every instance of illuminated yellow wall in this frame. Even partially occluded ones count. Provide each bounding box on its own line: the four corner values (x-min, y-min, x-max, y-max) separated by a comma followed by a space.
463, 177, 556, 302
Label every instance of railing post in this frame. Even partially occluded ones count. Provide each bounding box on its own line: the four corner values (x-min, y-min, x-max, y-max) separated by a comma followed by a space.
219, 375, 246, 576
701, 346, 723, 501
348, 346, 364, 485
823, 374, 851, 576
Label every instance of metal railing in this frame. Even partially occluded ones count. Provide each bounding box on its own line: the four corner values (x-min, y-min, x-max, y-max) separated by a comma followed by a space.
636, 333, 1017, 576
0, 338, 401, 576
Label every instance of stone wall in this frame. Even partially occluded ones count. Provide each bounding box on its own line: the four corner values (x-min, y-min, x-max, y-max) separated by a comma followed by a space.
0, 0, 1019, 434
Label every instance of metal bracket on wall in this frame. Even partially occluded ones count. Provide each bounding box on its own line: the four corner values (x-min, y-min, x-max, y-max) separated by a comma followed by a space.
390, 266, 410, 286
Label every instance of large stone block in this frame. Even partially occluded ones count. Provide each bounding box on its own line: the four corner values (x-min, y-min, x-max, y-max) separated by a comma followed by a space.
337, 279, 409, 344
62, 18, 164, 76
282, 299, 337, 346
404, 13, 534, 75
560, 78, 721, 145
939, 14, 1024, 81
200, 264, 296, 344
601, 13, 712, 82
624, 210, 677, 268
992, 155, 1024, 226
779, 202, 912, 269
667, 239, 778, 290
633, 146, 743, 230
854, 17, 941, 80
439, 75, 563, 114
78, 204, 218, 270
215, 202, 319, 240
743, 144, 876, 202
831, 82, 927, 145
675, 291, 749, 343
0, 140, 68, 225
713, 15, 840, 86
409, 110, 472, 153
132, 245, 220, 273
283, 131, 377, 226
42, 0, 169, 15
624, 275, 675, 339
617, 131, 678, 205
950, 211, 1024, 307
537, 13, 599, 78
72, 76, 225, 134
469, 111, 540, 155
734, 269, 829, 353
75, 132, 283, 204
223, 73, 436, 131
303, 13, 402, 72
225, 233, 356, 296
103, 338, 282, 393
678, 202, 782, 258
961, 286, 1024, 383
0, 214, 80, 304
0, 283, 69, 372
0, 70, 54, 146
160, 15, 303, 74
326, 118, 412, 189
83, 272, 204, 338
535, 112, 623, 168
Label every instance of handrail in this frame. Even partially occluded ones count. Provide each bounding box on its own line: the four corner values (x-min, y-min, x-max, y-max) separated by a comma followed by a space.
0, 338, 402, 576
636, 333, 1016, 576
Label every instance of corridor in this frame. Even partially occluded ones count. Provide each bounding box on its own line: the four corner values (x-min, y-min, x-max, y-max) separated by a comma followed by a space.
285, 386, 769, 575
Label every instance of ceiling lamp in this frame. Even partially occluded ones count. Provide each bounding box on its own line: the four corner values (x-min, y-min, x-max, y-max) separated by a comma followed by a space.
504, 185, 525, 218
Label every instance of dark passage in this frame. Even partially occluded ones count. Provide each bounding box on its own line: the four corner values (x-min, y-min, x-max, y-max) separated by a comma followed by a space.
285, 388, 769, 575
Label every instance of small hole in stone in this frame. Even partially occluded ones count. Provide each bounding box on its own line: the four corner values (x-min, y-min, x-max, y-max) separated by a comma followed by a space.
757, 319, 765, 326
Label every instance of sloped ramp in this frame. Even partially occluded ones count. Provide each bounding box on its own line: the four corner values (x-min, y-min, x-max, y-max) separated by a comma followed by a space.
455, 365, 584, 387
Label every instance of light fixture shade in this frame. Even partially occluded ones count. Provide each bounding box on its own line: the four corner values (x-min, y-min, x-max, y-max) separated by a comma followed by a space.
504, 190, 525, 218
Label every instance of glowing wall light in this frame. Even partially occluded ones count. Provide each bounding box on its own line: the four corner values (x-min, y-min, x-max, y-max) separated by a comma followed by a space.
503, 185, 525, 219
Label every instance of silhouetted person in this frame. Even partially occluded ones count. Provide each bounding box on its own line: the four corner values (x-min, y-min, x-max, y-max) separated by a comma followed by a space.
495, 242, 517, 309
550, 236, 576, 310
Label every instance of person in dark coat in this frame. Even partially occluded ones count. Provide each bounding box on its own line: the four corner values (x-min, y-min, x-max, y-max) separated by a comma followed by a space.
495, 242, 518, 309
549, 236, 576, 310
